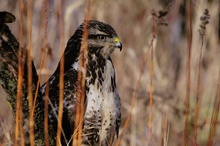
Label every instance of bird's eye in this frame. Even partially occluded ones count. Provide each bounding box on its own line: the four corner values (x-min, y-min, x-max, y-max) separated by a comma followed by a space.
97, 35, 106, 41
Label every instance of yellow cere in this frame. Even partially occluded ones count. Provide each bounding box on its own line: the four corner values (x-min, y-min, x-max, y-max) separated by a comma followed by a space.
114, 37, 120, 43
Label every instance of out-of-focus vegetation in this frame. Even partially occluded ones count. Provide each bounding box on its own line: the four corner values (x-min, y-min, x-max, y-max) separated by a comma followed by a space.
0, 0, 219, 145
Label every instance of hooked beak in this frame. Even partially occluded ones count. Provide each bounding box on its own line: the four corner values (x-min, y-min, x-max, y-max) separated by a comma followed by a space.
114, 37, 122, 51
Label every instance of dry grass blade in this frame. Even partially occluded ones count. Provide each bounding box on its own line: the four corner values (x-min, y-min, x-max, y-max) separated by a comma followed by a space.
44, 81, 49, 146
56, 0, 65, 145
26, 0, 35, 145
43, 86, 49, 145
73, 1, 90, 146
193, 36, 202, 146
31, 0, 49, 114
15, 1, 25, 145
194, 8, 210, 146
161, 116, 168, 146
42, 0, 49, 146
148, 12, 156, 145
207, 67, 220, 145
184, 1, 193, 145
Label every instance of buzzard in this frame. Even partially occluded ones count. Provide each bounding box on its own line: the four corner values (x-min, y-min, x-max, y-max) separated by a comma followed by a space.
41, 20, 122, 145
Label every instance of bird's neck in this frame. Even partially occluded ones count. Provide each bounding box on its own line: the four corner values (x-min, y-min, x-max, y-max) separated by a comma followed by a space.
86, 54, 115, 90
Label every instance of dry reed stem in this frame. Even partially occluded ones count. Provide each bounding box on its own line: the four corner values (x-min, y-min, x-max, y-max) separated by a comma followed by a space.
193, 7, 210, 146
15, 1, 25, 145
161, 116, 168, 146
46, 94, 68, 144
42, 0, 49, 145
43, 44, 49, 146
193, 29, 204, 146
43, 49, 50, 146
56, 0, 65, 145
184, 0, 193, 145
148, 14, 157, 145
32, 4, 48, 118
73, 1, 90, 145
26, 0, 35, 145
207, 62, 220, 145
44, 80, 49, 146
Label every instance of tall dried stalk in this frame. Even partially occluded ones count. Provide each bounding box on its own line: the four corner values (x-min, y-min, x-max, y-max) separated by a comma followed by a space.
193, 9, 210, 146
44, 81, 49, 146
184, 0, 193, 145
207, 68, 220, 145
44, 76, 50, 146
56, 0, 65, 145
193, 36, 203, 146
73, 1, 90, 146
161, 116, 168, 146
15, 0, 25, 146
26, 0, 35, 145
194, 8, 218, 145
32, 0, 49, 118
42, 0, 49, 146
148, 12, 157, 145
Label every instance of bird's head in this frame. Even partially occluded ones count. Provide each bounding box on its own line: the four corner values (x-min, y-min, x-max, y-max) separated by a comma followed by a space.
78, 20, 122, 58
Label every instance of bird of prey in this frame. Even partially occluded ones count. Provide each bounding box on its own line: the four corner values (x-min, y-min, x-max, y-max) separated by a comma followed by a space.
40, 20, 122, 146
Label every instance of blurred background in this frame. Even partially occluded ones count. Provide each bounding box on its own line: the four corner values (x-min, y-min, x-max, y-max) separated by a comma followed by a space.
0, 0, 219, 145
